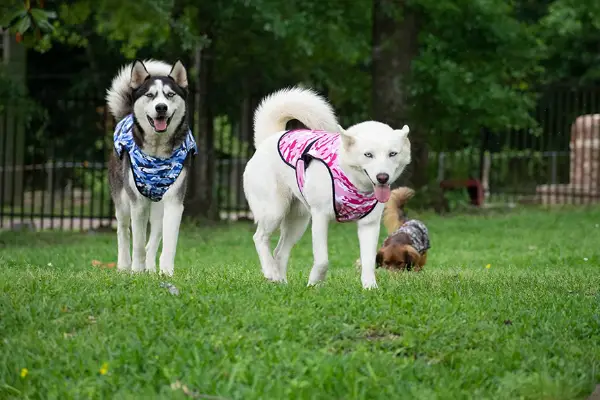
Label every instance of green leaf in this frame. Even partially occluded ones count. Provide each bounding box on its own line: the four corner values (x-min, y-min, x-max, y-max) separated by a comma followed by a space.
37, 19, 55, 33
30, 8, 58, 23
14, 14, 32, 34
1, 9, 27, 28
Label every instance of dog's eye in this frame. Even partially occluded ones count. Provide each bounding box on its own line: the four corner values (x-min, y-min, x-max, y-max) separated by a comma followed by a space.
145, 93, 153, 98
364, 152, 373, 158
389, 151, 398, 157
166, 93, 175, 98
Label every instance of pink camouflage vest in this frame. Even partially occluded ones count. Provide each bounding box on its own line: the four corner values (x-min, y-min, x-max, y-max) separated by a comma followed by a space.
278, 129, 378, 222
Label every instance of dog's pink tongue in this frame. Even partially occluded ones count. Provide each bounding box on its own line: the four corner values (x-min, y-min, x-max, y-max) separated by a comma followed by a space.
374, 184, 391, 203
154, 118, 167, 131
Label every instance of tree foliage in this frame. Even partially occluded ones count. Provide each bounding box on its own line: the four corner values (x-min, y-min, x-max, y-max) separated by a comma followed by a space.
3, 0, 600, 151
1, 0, 57, 43
408, 0, 546, 149
538, 0, 600, 82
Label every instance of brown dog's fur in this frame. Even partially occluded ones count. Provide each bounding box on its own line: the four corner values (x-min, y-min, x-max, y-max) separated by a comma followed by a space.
376, 187, 427, 272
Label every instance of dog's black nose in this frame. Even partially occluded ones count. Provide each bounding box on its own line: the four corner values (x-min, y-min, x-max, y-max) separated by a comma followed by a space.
155, 103, 168, 113
376, 173, 389, 184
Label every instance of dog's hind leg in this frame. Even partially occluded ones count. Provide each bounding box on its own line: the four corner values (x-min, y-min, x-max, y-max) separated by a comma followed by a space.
244, 154, 292, 282
145, 201, 164, 273
115, 193, 132, 271
253, 212, 286, 282
273, 201, 310, 282
251, 193, 292, 282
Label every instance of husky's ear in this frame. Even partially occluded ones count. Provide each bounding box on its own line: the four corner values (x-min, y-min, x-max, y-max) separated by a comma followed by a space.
130, 60, 150, 89
169, 60, 188, 89
395, 124, 410, 139
338, 124, 355, 149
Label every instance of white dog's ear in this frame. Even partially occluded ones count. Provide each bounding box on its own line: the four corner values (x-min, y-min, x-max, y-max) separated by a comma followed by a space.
395, 124, 410, 138
130, 60, 150, 89
338, 124, 355, 148
169, 60, 188, 89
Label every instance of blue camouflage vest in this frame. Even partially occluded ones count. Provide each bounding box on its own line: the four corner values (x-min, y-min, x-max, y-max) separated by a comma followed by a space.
113, 114, 198, 202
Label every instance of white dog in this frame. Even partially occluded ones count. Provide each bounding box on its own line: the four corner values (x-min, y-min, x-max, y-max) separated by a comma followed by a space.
243, 87, 411, 289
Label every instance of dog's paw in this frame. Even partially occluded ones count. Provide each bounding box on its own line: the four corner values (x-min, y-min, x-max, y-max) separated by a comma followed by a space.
307, 276, 326, 287
117, 264, 131, 272
132, 263, 146, 273
117, 257, 131, 271
145, 263, 157, 273
266, 276, 287, 284
147, 268, 158, 274
263, 264, 287, 282
361, 277, 379, 290
307, 272, 327, 287
264, 271, 286, 283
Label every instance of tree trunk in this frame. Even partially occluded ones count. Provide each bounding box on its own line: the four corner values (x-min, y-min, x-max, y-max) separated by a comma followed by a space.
371, 0, 427, 189
184, 44, 219, 220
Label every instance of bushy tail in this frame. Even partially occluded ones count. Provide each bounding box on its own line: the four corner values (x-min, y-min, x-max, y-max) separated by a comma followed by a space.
382, 187, 415, 234
105, 59, 173, 121
253, 86, 339, 148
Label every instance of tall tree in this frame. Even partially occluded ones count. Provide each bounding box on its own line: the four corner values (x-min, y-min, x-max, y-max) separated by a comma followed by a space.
371, 0, 424, 187
372, 0, 544, 188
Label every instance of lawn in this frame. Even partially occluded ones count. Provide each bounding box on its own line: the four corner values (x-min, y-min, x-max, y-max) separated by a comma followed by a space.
1, 206, 600, 400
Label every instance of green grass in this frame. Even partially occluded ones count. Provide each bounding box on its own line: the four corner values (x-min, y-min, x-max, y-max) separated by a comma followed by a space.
1, 207, 600, 400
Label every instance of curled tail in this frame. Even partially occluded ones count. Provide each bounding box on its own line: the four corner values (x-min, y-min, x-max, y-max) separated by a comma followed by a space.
253, 86, 339, 148
105, 59, 173, 121
382, 187, 415, 234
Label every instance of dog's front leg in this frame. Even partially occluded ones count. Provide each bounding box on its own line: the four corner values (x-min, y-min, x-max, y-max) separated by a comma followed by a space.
357, 218, 381, 289
159, 199, 184, 277
145, 201, 164, 273
307, 212, 329, 286
115, 199, 132, 271
130, 199, 151, 273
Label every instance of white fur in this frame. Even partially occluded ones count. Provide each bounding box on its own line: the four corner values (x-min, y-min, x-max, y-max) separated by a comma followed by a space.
106, 59, 173, 121
116, 169, 187, 276
243, 87, 411, 289
253, 87, 339, 148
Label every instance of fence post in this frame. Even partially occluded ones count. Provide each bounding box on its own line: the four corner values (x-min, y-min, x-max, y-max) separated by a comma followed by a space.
551, 152, 557, 184
437, 152, 445, 182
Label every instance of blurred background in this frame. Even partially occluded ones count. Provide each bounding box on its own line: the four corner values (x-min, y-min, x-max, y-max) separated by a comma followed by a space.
0, 0, 599, 230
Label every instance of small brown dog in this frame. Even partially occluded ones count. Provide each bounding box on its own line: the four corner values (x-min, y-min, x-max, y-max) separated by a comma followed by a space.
355, 187, 430, 272
375, 187, 430, 272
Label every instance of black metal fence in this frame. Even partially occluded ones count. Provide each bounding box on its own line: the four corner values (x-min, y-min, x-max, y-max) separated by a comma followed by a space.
1, 82, 599, 231
0, 79, 114, 230
430, 84, 600, 207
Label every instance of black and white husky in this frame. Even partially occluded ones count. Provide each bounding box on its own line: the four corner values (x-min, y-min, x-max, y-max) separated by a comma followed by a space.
106, 59, 197, 276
